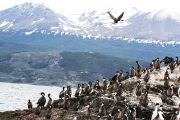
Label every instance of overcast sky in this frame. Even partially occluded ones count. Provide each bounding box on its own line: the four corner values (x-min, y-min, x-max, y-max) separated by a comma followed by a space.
0, 0, 179, 15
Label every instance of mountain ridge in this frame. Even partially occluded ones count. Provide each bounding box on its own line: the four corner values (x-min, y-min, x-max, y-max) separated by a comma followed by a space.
0, 2, 180, 43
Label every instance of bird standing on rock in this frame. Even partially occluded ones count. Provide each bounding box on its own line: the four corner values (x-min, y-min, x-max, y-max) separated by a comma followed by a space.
151, 103, 160, 120
114, 109, 122, 120
75, 84, 81, 98
166, 85, 174, 98
65, 86, 72, 97
37, 92, 46, 108
154, 58, 161, 70
99, 103, 106, 117
178, 87, 180, 97
27, 99, 33, 109
139, 91, 149, 107
86, 104, 91, 120
46, 93, 52, 108
136, 61, 142, 78
130, 66, 136, 78
164, 69, 170, 80
144, 68, 150, 83
59, 87, 65, 99
175, 56, 180, 66
135, 82, 142, 98
170, 110, 180, 120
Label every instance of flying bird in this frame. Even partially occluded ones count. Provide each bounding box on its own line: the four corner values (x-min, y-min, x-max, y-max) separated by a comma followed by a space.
108, 11, 124, 23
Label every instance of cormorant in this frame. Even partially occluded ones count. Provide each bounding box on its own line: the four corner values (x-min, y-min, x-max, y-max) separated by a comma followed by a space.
27, 99, 33, 109
37, 92, 46, 108
108, 11, 124, 23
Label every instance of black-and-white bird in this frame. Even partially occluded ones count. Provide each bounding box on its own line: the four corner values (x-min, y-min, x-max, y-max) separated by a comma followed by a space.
151, 103, 159, 120
108, 11, 124, 23
37, 92, 46, 108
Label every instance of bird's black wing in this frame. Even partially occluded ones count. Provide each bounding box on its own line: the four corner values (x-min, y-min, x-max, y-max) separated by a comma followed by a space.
108, 11, 116, 20
117, 12, 124, 21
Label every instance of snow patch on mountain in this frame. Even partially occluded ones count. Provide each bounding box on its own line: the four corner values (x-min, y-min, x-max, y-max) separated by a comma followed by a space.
147, 9, 180, 21
31, 18, 44, 25
25, 28, 38, 35
63, 24, 80, 31
0, 21, 9, 27
6, 23, 13, 29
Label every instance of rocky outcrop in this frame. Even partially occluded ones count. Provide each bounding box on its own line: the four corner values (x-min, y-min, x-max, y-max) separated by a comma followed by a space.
0, 59, 180, 120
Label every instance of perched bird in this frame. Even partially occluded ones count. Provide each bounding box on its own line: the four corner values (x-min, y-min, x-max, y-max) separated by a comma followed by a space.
178, 87, 180, 97
118, 70, 124, 82
166, 85, 174, 98
108, 11, 124, 23
175, 56, 180, 66
139, 91, 149, 107
177, 111, 180, 120
107, 114, 113, 120
46, 93, 52, 108
114, 109, 122, 120
130, 66, 136, 78
161, 56, 174, 66
135, 82, 142, 98
59, 87, 65, 99
63, 97, 69, 110
149, 60, 155, 72
128, 108, 136, 120
144, 68, 150, 83
73, 100, 80, 111
117, 83, 123, 96
85, 82, 93, 96
111, 71, 120, 84
99, 103, 106, 117
159, 90, 167, 103
151, 103, 159, 120
27, 99, 33, 109
170, 110, 180, 120
154, 58, 161, 70
75, 84, 81, 98
169, 61, 176, 73
157, 110, 164, 120
136, 61, 142, 78
124, 72, 129, 80
164, 69, 170, 80
86, 104, 91, 120
37, 92, 46, 108
102, 79, 108, 91
164, 79, 170, 90
65, 86, 72, 97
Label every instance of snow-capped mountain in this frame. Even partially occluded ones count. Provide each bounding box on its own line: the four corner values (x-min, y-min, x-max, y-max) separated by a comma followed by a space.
0, 3, 73, 35
0, 2, 180, 42
73, 9, 180, 42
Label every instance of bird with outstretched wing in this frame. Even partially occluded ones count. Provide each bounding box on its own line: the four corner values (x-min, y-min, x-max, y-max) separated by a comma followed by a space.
108, 11, 124, 23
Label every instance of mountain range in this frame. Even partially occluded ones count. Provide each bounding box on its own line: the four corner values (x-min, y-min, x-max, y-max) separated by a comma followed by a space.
0, 3, 180, 42
0, 3, 180, 61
